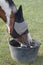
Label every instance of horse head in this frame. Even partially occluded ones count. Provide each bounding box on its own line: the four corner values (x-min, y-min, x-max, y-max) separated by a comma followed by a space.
11, 5, 32, 43
0, 0, 32, 45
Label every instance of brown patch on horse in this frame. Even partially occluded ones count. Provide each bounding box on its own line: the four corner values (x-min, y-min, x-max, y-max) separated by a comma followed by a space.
7, 11, 15, 35
10, 12, 15, 35
0, 7, 7, 22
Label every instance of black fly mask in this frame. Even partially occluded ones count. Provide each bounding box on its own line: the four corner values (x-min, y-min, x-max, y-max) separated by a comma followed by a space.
11, 5, 28, 38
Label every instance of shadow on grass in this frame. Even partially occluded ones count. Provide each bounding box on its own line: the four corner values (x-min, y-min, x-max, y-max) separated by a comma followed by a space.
16, 55, 43, 65
0, 55, 43, 65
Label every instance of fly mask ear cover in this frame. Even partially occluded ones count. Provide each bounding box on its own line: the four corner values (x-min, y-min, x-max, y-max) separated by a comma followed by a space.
11, 5, 29, 38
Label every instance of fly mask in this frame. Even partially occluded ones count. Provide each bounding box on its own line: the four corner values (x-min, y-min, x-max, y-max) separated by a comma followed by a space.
10, 5, 32, 44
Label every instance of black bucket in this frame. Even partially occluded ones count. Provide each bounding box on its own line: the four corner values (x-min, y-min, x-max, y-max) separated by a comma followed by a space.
9, 39, 40, 62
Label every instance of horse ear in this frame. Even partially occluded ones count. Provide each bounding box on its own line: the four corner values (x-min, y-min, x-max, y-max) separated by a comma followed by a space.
15, 5, 24, 23
18, 5, 23, 14
16, 5, 23, 19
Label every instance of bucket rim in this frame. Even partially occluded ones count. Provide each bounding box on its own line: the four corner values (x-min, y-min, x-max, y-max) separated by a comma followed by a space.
9, 39, 41, 49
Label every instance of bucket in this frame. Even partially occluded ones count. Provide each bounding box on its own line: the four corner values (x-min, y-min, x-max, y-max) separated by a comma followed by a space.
9, 39, 40, 62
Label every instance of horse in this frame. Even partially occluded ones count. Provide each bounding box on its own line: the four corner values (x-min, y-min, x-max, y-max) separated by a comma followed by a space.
0, 0, 32, 47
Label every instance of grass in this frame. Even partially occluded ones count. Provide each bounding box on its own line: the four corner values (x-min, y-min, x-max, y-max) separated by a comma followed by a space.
0, 0, 43, 65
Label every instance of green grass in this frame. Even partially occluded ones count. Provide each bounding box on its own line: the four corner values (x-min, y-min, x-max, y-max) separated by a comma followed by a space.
0, 0, 43, 65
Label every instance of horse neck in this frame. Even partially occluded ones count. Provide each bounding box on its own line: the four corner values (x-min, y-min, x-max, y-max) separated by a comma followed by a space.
0, 0, 17, 23
0, 6, 15, 34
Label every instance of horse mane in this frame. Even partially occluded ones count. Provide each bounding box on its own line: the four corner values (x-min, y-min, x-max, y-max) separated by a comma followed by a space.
6, 0, 15, 7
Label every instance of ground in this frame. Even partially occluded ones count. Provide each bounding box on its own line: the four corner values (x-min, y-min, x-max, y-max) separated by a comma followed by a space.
0, 0, 43, 65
